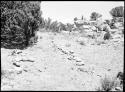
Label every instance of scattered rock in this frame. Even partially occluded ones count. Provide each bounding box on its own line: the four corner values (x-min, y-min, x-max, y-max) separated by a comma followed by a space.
107, 69, 111, 71
76, 63, 85, 66
73, 57, 83, 62
13, 62, 20, 67
19, 59, 35, 62
69, 51, 74, 54
67, 57, 73, 61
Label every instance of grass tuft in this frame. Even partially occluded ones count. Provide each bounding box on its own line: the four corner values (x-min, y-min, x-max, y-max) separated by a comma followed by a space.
97, 75, 120, 91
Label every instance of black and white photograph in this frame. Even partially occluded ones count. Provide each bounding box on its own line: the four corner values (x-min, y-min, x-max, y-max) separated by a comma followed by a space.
1, 1, 124, 91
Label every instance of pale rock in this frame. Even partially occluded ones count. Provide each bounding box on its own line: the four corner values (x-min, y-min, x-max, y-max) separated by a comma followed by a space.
115, 87, 122, 91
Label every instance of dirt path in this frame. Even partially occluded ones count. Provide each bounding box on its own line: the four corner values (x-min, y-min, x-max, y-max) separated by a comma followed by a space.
1, 32, 124, 91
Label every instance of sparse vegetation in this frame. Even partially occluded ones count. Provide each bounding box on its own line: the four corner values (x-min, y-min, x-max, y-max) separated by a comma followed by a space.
97, 75, 123, 91
39, 17, 74, 33
116, 72, 124, 85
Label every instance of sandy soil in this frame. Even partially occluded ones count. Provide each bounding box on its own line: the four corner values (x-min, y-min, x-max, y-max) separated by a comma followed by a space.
1, 30, 124, 91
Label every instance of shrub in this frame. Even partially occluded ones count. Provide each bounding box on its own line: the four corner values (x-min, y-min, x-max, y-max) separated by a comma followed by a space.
50, 21, 59, 32
65, 23, 74, 32
40, 17, 59, 32
97, 75, 119, 91
110, 22, 117, 29
39, 17, 45, 29
110, 6, 124, 18
116, 72, 124, 85
90, 12, 102, 21
103, 32, 111, 40
1, 1, 41, 49
59, 22, 67, 31
105, 20, 111, 25
39, 17, 67, 33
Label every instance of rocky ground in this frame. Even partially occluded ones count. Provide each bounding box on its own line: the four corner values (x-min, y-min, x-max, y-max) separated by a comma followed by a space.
1, 29, 124, 91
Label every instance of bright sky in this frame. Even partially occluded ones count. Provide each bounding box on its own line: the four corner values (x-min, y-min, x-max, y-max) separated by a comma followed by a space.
40, 1, 124, 24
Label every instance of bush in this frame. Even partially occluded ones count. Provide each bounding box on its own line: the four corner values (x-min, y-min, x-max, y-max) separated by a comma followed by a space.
39, 17, 59, 32
90, 12, 102, 21
59, 22, 67, 31
50, 21, 59, 32
97, 75, 119, 91
105, 20, 110, 25
1, 1, 41, 49
116, 72, 124, 85
110, 23, 117, 29
39, 17, 46, 29
39, 17, 68, 33
103, 32, 111, 40
110, 6, 124, 18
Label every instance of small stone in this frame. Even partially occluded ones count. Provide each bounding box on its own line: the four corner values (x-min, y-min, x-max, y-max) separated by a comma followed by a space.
67, 57, 72, 60
13, 62, 20, 67
74, 57, 82, 62
76, 62, 85, 66
107, 69, 111, 71
69, 51, 74, 54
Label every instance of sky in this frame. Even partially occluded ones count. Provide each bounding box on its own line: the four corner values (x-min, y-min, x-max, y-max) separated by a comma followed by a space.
40, 1, 124, 24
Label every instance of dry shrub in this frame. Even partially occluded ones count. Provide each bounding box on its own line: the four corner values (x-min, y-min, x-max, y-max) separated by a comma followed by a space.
103, 32, 111, 40
97, 75, 122, 91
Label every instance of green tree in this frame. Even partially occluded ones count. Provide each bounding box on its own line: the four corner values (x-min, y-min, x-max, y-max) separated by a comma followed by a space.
74, 17, 78, 21
66, 23, 74, 32
59, 22, 67, 31
1, 1, 41, 49
81, 15, 84, 20
110, 6, 124, 18
90, 12, 102, 21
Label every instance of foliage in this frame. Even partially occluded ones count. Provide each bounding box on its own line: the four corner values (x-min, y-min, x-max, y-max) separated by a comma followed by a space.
110, 6, 124, 18
81, 15, 84, 20
1, 1, 41, 49
45, 17, 52, 30
97, 75, 119, 91
39, 17, 69, 32
74, 21, 84, 28
50, 21, 58, 32
39, 17, 45, 28
66, 23, 74, 32
74, 17, 78, 21
103, 31, 111, 40
105, 20, 111, 25
59, 22, 67, 31
40, 17, 59, 32
109, 22, 117, 29
90, 12, 102, 21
